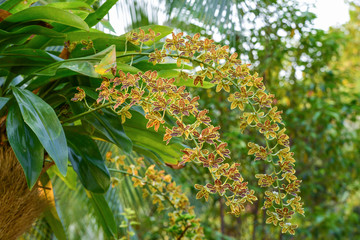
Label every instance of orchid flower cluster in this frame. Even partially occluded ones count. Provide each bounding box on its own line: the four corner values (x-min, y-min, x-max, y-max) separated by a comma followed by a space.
72, 29, 304, 235
107, 154, 204, 239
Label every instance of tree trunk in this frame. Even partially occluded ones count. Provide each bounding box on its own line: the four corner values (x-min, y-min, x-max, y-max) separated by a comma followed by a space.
0, 145, 48, 240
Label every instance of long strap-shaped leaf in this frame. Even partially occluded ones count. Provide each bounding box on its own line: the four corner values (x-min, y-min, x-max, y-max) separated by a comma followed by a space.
0, 0, 22, 12
40, 173, 67, 240
6, 104, 44, 189
65, 128, 111, 193
85, 0, 118, 28
85, 109, 133, 154
1, 6, 89, 31
12, 87, 68, 175
0, 25, 65, 39
86, 190, 118, 238
0, 97, 9, 110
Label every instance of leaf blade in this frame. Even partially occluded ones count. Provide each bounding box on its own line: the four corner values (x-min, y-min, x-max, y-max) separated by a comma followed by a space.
65, 128, 111, 193
12, 87, 68, 175
3, 6, 89, 31
86, 191, 118, 238
85, 109, 133, 154
123, 111, 184, 164
85, 0, 118, 27
0, 97, 9, 111
94, 45, 116, 77
40, 173, 67, 240
6, 104, 44, 188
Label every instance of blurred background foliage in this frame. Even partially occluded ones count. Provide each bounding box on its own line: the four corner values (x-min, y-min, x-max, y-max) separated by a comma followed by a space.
18, 0, 360, 239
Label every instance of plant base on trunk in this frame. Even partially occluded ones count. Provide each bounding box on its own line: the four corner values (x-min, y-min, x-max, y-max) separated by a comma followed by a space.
0, 145, 48, 240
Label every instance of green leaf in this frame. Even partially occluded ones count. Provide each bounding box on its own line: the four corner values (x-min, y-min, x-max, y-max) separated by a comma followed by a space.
85, 0, 118, 27
68, 9, 90, 20
0, 49, 61, 75
95, 45, 116, 77
173, 72, 215, 89
44, 31, 139, 57
61, 61, 100, 78
117, 63, 141, 74
64, 31, 116, 42
65, 128, 110, 193
0, 25, 65, 39
156, 69, 215, 88
0, 97, 9, 110
47, 1, 93, 10
40, 173, 67, 240
123, 110, 183, 164
0, 0, 23, 11
85, 109, 133, 154
100, 19, 116, 33
47, 165, 77, 190
43, 207, 67, 240
35, 45, 116, 77
326, 110, 340, 122
34, 60, 99, 77
6, 104, 44, 189
7, 0, 37, 14
12, 87, 68, 176
65, 35, 139, 58
28, 70, 77, 90
2, 6, 89, 31
86, 191, 117, 238
0, 35, 29, 52
156, 69, 180, 78
133, 60, 193, 71
0, 58, 47, 68
1, 49, 62, 63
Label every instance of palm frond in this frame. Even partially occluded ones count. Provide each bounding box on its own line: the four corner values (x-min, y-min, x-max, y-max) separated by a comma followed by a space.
20, 218, 53, 240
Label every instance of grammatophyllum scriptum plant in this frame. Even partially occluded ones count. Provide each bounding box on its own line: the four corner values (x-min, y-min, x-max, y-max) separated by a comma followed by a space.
72, 28, 304, 235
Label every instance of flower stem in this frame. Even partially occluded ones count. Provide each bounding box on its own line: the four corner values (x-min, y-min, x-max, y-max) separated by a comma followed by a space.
61, 102, 113, 124
108, 168, 176, 210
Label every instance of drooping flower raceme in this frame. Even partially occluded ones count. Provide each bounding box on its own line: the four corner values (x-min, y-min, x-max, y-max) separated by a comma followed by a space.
72, 29, 304, 235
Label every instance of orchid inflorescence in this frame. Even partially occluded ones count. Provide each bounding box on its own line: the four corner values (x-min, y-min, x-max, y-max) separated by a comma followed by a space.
107, 154, 204, 239
72, 28, 304, 235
